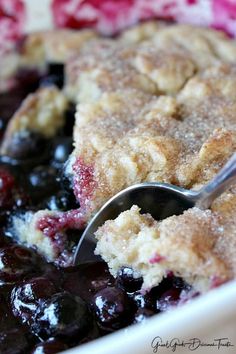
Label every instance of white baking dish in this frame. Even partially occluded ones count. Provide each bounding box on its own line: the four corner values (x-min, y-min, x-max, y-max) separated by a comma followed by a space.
64, 280, 236, 354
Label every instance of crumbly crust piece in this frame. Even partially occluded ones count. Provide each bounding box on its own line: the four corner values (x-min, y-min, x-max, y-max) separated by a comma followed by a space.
119, 21, 167, 44
20, 29, 97, 67
95, 204, 234, 292
150, 24, 236, 67
0, 29, 97, 93
1, 86, 68, 154
0, 51, 20, 92
64, 23, 236, 102
13, 211, 57, 261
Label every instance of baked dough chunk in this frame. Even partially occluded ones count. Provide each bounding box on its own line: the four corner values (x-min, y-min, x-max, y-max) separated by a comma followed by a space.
150, 24, 236, 67
1, 86, 69, 155
119, 21, 167, 44
1, 29, 97, 93
95, 204, 235, 293
20, 29, 97, 68
65, 42, 158, 103
64, 23, 236, 102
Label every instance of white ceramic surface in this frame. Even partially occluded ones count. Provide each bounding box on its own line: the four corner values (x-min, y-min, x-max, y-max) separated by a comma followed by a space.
64, 280, 236, 354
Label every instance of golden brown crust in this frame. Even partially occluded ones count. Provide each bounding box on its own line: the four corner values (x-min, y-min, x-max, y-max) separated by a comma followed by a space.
1, 86, 69, 155
68, 60, 236, 220
95, 205, 233, 292
20, 29, 97, 67
9, 22, 236, 280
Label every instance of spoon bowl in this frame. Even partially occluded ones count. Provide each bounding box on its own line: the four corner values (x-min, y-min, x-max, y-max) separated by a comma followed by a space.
74, 153, 236, 264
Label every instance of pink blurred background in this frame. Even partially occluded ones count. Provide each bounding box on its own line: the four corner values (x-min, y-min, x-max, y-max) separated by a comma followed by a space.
1, 0, 236, 54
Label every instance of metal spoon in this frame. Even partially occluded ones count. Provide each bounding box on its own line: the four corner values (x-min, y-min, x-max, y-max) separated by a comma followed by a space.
74, 153, 236, 264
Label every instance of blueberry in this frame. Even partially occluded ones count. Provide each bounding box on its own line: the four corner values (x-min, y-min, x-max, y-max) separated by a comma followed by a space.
0, 117, 7, 138
29, 166, 58, 188
131, 291, 156, 311
12, 188, 30, 210
40, 64, 64, 89
0, 294, 18, 331
51, 137, 73, 166
15, 69, 41, 92
0, 231, 10, 248
130, 276, 183, 314
156, 288, 181, 312
31, 338, 68, 354
11, 277, 57, 325
172, 276, 190, 290
0, 167, 15, 209
0, 89, 25, 121
28, 166, 59, 200
63, 103, 76, 136
32, 292, 91, 340
133, 308, 156, 324
40, 75, 64, 89
0, 211, 10, 228
92, 287, 133, 331
59, 172, 73, 193
0, 328, 29, 354
4, 131, 47, 161
62, 262, 114, 301
116, 267, 143, 292
45, 190, 77, 211
48, 64, 64, 78
0, 167, 30, 210
0, 245, 37, 283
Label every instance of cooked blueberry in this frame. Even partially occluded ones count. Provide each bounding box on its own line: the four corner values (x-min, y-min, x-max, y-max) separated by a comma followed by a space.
92, 287, 132, 331
0, 118, 7, 138
45, 190, 77, 211
62, 262, 114, 301
172, 276, 190, 290
0, 232, 10, 248
116, 267, 143, 292
4, 131, 47, 160
0, 246, 37, 283
0, 167, 15, 209
156, 288, 181, 312
11, 277, 57, 325
59, 172, 73, 193
148, 277, 176, 300
40, 75, 64, 89
29, 166, 57, 188
63, 103, 76, 136
31, 338, 68, 354
48, 64, 64, 77
0, 294, 19, 331
0, 328, 29, 354
0, 89, 25, 121
12, 188, 30, 209
15, 69, 41, 92
51, 137, 73, 165
0, 167, 30, 210
131, 277, 181, 314
131, 291, 156, 311
32, 292, 91, 340
133, 308, 156, 324
28, 166, 59, 199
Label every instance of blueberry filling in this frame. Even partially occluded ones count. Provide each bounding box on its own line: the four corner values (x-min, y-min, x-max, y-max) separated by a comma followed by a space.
0, 65, 195, 354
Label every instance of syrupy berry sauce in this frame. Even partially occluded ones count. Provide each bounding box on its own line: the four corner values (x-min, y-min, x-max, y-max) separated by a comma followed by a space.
0, 65, 194, 354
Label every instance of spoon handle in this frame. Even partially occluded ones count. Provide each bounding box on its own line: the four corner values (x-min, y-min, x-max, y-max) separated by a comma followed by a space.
195, 153, 236, 209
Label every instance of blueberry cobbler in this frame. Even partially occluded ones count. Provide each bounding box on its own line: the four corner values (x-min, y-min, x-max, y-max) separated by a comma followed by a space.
0, 21, 236, 353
